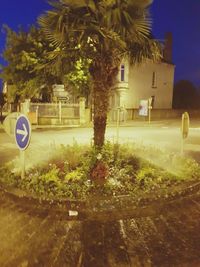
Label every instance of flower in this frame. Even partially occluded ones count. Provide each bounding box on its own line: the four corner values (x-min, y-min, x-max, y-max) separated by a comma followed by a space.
96, 153, 102, 160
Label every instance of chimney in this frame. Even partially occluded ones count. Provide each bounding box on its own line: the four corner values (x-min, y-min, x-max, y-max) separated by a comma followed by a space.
163, 32, 173, 63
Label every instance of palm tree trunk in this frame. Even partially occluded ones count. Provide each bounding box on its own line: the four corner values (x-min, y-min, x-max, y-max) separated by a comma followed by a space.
93, 81, 109, 147
91, 56, 119, 148
0, 107, 2, 124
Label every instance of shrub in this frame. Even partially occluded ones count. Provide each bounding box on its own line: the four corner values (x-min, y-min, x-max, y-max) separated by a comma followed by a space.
0, 165, 20, 187
64, 168, 85, 182
1, 143, 200, 200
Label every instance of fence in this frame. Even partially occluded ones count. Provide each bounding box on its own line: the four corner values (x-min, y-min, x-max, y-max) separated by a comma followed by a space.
27, 102, 81, 125
108, 108, 127, 122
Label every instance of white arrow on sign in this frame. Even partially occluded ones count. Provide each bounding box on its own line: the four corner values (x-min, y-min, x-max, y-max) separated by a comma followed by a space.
16, 123, 28, 142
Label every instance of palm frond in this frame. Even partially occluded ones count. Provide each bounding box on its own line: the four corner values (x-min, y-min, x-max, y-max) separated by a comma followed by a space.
128, 38, 162, 65
39, 0, 161, 72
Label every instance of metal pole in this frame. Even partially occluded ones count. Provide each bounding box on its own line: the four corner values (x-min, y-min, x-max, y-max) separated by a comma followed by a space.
181, 138, 184, 155
148, 97, 153, 124
36, 106, 39, 125
116, 108, 120, 143
148, 106, 151, 124
59, 101, 62, 124
20, 150, 25, 179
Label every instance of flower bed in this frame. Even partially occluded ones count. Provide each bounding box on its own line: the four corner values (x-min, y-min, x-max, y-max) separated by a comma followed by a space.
1, 143, 200, 202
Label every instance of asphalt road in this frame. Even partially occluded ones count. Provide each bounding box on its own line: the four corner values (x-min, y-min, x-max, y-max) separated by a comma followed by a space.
1, 121, 200, 165
0, 184, 200, 266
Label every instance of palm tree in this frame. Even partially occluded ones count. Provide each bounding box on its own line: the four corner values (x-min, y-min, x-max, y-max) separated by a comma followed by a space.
39, 0, 161, 148
0, 92, 5, 123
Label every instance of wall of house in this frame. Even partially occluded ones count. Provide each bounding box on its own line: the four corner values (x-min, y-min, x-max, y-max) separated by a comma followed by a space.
122, 60, 175, 109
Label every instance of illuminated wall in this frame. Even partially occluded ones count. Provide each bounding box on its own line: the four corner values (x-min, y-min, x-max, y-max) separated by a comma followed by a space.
111, 59, 175, 110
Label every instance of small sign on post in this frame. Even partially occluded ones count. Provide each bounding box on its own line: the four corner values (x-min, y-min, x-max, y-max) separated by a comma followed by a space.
181, 112, 189, 154
15, 114, 31, 178
138, 100, 148, 117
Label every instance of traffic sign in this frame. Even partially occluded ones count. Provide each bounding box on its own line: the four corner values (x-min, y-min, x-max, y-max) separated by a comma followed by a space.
181, 112, 190, 139
3, 112, 20, 137
15, 114, 31, 150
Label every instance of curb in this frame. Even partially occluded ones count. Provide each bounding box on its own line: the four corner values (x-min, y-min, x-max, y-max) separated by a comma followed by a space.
0, 122, 172, 133
1, 180, 200, 221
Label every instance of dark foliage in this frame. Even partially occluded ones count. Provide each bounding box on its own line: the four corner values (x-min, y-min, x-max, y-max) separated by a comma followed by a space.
173, 80, 200, 109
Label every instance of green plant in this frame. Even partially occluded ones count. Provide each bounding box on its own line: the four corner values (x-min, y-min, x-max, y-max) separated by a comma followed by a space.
0, 165, 20, 187
64, 169, 85, 183
1, 143, 200, 200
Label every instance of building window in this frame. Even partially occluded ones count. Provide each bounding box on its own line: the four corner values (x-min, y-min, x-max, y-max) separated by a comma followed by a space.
152, 71, 157, 88
120, 64, 125, 82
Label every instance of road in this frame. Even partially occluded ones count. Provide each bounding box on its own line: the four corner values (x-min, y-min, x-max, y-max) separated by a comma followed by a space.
0, 184, 200, 266
1, 121, 200, 165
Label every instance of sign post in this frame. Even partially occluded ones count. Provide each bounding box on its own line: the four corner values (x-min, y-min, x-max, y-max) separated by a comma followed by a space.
116, 107, 120, 143
148, 97, 153, 124
181, 112, 189, 154
20, 150, 25, 179
15, 114, 31, 178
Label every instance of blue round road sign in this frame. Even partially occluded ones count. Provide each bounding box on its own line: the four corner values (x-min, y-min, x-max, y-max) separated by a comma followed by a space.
15, 115, 31, 150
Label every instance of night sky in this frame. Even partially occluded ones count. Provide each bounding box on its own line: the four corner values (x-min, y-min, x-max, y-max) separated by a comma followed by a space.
0, 0, 200, 88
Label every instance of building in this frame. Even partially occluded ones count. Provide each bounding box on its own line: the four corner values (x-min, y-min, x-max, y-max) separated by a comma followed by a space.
110, 33, 175, 120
